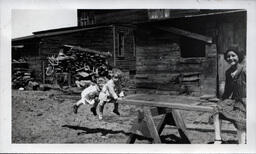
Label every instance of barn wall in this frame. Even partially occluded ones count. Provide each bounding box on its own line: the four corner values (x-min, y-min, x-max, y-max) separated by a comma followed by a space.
39, 26, 136, 73
94, 10, 149, 25
135, 25, 217, 96
114, 26, 136, 72
39, 27, 114, 60
215, 12, 246, 84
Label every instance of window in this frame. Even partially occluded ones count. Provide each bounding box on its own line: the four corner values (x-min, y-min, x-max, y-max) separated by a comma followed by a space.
79, 12, 95, 27
180, 37, 205, 58
148, 9, 170, 19
117, 32, 125, 57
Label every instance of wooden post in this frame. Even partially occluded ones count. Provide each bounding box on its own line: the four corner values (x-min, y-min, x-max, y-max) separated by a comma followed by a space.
42, 61, 45, 84
213, 113, 222, 144
237, 130, 246, 144
112, 25, 116, 67
68, 71, 71, 87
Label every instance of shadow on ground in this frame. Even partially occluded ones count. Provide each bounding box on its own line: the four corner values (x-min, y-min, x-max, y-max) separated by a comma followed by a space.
62, 125, 195, 144
62, 124, 152, 142
160, 134, 190, 144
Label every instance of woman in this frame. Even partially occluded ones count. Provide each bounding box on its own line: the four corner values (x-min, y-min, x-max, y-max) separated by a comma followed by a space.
213, 47, 246, 144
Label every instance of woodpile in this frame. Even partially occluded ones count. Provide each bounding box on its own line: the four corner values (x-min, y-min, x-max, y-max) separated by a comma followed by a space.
45, 45, 113, 87
12, 58, 37, 89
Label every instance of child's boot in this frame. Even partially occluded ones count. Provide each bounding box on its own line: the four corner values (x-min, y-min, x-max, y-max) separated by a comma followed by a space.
99, 105, 104, 120
73, 105, 79, 114
113, 103, 120, 116
90, 107, 97, 116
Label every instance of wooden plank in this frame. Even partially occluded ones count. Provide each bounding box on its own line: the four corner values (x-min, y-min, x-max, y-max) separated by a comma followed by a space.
118, 98, 214, 112
172, 110, 191, 143
143, 107, 162, 143
172, 110, 187, 131
213, 113, 222, 142
155, 26, 213, 43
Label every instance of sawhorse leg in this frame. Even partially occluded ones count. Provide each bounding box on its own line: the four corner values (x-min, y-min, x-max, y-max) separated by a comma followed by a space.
127, 107, 161, 143
156, 109, 190, 143
127, 107, 190, 144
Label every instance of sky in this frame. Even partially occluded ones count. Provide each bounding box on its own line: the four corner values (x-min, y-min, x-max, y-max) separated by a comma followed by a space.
12, 10, 77, 38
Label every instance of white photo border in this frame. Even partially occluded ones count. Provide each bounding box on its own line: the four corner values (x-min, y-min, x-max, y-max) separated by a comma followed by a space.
1, 0, 256, 153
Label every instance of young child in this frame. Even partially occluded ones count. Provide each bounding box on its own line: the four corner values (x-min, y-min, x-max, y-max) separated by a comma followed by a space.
212, 48, 246, 144
97, 70, 124, 120
73, 78, 105, 116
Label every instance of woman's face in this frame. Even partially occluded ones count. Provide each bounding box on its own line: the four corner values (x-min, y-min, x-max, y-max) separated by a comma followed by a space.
226, 51, 239, 66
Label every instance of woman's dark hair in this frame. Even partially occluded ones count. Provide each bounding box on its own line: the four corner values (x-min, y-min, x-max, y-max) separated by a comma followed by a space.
224, 47, 245, 63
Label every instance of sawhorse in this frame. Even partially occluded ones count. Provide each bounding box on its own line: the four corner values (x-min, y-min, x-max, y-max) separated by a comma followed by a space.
118, 95, 220, 144
127, 107, 190, 143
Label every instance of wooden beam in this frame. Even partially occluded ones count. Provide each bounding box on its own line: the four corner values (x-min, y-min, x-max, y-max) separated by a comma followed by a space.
112, 26, 116, 66
64, 45, 112, 57
118, 98, 214, 112
155, 26, 213, 43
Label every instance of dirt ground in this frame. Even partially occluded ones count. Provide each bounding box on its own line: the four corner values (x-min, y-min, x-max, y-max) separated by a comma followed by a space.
12, 89, 238, 144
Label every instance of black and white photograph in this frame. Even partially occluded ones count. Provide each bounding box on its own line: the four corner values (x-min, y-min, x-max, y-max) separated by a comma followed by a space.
1, 0, 256, 153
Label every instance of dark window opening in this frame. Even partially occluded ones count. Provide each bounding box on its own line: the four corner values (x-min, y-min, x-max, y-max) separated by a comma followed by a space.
78, 12, 95, 27
129, 70, 136, 75
148, 9, 170, 19
117, 32, 125, 57
180, 37, 205, 58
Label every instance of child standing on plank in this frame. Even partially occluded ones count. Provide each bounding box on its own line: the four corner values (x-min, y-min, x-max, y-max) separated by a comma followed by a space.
98, 70, 124, 120
211, 47, 246, 144
73, 77, 106, 116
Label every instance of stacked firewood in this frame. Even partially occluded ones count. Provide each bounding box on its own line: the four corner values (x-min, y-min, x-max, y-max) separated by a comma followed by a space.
46, 45, 113, 87
12, 59, 37, 89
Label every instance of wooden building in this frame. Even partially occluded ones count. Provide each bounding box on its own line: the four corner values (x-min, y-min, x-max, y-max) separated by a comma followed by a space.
12, 9, 246, 96
12, 25, 136, 81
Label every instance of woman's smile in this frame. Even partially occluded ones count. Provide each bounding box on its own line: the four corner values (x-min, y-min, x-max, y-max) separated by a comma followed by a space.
226, 51, 239, 66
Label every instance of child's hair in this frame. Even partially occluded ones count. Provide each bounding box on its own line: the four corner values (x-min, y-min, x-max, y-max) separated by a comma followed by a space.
111, 68, 123, 79
96, 77, 106, 85
224, 47, 245, 63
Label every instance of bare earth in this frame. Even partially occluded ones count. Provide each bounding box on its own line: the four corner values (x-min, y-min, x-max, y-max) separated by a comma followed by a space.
12, 90, 238, 144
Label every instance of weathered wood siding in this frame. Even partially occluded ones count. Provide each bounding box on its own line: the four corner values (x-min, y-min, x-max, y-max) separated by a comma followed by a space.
39, 27, 114, 61
215, 12, 246, 55
93, 10, 149, 25
135, 25, 217, 96
114, 26, 136, 72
